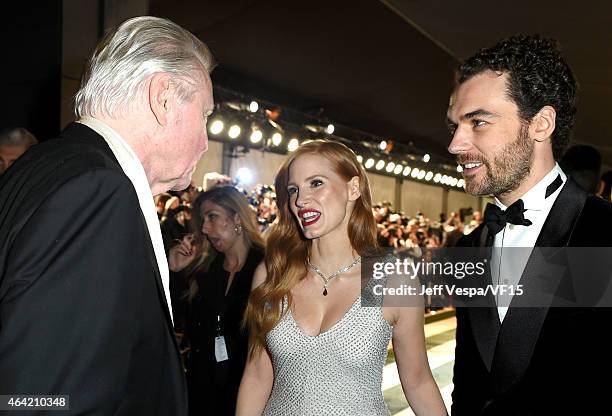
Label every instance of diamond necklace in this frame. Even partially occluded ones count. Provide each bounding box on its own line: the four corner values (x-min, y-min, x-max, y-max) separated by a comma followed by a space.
307, 256, 361, 296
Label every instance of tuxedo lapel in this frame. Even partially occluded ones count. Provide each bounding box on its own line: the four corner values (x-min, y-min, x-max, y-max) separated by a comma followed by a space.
491, 179, 587, 393
463, 224, 501, 372
64, 123, 181, 354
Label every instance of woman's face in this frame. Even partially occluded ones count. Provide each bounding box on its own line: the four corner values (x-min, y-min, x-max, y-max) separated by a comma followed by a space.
287, 153, 360, 240
200, 200, 241, 252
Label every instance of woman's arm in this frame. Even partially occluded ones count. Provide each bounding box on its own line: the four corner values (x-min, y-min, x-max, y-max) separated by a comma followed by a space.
391, 304, 447, 415
236, 346, 274, 415
236, 261, 274, 415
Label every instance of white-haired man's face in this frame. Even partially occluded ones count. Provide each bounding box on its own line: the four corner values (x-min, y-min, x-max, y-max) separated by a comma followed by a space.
152, 72, 214, 193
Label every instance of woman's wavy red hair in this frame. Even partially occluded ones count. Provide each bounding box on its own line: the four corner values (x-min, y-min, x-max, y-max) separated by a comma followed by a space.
244, 140, 378, 357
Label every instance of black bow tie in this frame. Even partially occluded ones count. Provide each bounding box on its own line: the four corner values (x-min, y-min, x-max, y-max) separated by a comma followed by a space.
484, 199, 532, 235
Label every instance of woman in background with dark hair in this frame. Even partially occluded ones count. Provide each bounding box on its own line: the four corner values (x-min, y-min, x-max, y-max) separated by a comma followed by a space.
168, 185, 264, 416
237, 140, 445, 415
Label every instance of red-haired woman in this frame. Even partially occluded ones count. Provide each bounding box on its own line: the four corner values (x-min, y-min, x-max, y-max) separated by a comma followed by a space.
236, 140, 446, 415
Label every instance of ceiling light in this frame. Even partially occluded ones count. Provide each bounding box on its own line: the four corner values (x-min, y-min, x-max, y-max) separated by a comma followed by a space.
272, 132, 283, 146
209, 119, 224, 135
287, 138, 299, 152
250, 128, 263, 144
228, 125, 241, 139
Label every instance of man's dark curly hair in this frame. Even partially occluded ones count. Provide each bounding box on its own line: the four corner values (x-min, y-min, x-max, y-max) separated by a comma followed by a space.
457, 35, 577, 160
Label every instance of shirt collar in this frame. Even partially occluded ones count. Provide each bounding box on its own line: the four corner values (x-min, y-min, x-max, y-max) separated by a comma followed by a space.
495, 163, 566, 211
77, 116, 146, 180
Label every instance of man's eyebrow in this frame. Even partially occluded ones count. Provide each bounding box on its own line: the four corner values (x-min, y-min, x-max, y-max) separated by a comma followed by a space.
461, 109, 499, 120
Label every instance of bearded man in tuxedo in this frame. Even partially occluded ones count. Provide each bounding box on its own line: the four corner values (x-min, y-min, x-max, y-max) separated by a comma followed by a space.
447, 35, 612, 415
0, 16, 214, 415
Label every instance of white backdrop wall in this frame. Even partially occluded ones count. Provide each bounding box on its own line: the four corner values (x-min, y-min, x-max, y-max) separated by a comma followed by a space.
401, 180, 444, 219
229, 148, 288, 188
192, 140, 224, 188
367, 172, 396, 207
447, 189, 481, 214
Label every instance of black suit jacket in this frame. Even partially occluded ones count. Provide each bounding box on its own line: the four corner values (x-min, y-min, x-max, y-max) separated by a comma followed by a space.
0, 123, 187, 415
451, 178, 612, 415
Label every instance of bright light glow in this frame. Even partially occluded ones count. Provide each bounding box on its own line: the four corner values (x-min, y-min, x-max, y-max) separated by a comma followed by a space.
442, 175, 448, 184
236, 167, 252, 184
418, 170, 426, 180
209, 120, 224, 135
458, 179, 465, 188
287, 138, 299, 152
365, 158, 375, 169
423, 154, 430, 163
379, 140, 387, 150
425, 171, 433, 181
356, 155, 363, 163
457, 165, 463, 173
385, 162, 395, 173
434, 173, 442, 183
394, 164, 403, 175
249, 101, 259, 113
450, 177, 458, 186
403, 166, 411, 176
272, 132, 283, 146
411, 168, 420, 178
375, 160, 385, 170
228, 125, 241, 139
326, 124, 335, 135
250, 129, 263, 143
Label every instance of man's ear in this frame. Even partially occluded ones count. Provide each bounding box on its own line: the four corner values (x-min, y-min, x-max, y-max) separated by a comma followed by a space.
531, 105, 556, 143
149, 73, 173, 126
348, 176, 361, 201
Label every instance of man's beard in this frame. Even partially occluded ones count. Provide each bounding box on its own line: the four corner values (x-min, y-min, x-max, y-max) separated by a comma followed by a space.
462, 125, 533, 197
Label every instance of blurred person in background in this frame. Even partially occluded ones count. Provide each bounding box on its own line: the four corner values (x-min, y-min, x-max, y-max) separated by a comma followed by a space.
155, 193, 173, 219
0, 16, 214, 415
169, 185, 264, 416
560, 144, 602, 194
599, 170, 612, 201
0, 127, 37, 174
161, 196, 195, 252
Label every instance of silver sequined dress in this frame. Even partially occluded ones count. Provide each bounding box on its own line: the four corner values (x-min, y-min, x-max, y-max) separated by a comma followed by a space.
263, 287, 393, 415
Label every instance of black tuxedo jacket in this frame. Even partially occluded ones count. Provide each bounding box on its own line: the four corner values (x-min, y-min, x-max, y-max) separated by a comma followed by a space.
0, 123, 187, 415
451, 178, 612, 415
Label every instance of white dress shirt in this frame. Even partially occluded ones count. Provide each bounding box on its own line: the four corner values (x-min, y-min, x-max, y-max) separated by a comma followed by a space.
77, 117, 173, 322
491, 163, 567, 322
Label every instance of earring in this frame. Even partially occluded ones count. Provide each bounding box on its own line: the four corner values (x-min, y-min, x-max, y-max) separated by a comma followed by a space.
234, 224, 243, 235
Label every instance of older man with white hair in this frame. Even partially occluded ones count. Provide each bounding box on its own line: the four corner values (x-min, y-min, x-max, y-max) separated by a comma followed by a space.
0, 16, 214, 415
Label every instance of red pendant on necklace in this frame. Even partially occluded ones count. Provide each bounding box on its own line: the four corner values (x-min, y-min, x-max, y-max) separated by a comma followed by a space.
323, 288, 328, 296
